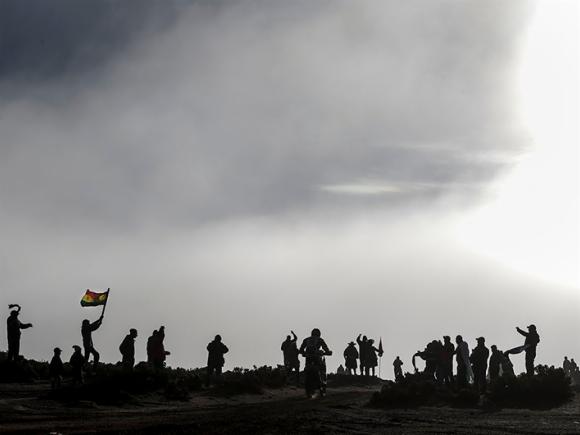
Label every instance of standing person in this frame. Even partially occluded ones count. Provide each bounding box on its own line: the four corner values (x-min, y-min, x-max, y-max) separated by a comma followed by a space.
570, 358, 579, 374
147, 330, 158, 364
206, 334, 229, 386
356, 334, 369, 376
119, 328, 138, 369
470, 337, 489, 393
343, 342, 359, 375
516, 324, 540, 375
393, 356, 404, 381
489, 345, 502, 382
70, 345, 85, 385
563, 356, 571, 376
49, 348, 64, 389
281, 331, 300, 384
366, 339, 382, 377
501, 351, 515, 377
81, 315, 103, 365
455, 335, 471, 388
6, 304, 33, 362
150, 326, 170, 370
441, 336, 455, 386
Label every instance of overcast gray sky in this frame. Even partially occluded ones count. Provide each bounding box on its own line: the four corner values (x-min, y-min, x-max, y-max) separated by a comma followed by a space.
1, 0, 578, 374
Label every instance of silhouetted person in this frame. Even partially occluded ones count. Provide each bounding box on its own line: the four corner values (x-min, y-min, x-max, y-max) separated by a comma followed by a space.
6, 304, 33, 362
49, 347, 64, 389
149, 326, 170, 370
571, 358, 578, 374
281, 331, 300, 384
344, 342, 359, 375
393, 356, 403, 381
299, 328, 332, 394
336, 364, 345, 375
455, 335, 471, 388
206, 334, 229, 386
366, 339, 381, 377
431, 340, 445, 382
70, 345, 84, 385
470, 337, 489, 393
489, 345, 502, 382
516, 324, 540, 375
563, 356, 571, 376
501, 351, 515, 377
413, 341, 440, 379
147, 330, 158, 363
441, 336, 455, 386
119, 328, 138, 369
81, 315, 103, 365
356, 334, 369, 376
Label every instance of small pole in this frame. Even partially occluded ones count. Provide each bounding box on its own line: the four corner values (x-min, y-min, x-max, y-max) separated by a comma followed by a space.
101, 288, 110, 318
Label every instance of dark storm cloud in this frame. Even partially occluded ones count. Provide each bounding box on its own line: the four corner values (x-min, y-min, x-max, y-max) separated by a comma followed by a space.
0, 0, 183, 83
0, 0, 530, 231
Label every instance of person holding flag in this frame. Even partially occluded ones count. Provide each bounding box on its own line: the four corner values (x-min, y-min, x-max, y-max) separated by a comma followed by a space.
80, 289, 110, 366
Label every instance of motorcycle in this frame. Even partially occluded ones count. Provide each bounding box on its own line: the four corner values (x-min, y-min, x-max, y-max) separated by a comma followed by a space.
303, 349, 332, 398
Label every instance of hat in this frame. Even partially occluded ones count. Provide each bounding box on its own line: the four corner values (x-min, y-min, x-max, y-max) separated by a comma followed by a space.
528, 324, 536, 330
72, 345, 81, 350
477, 337, 485, 342
349, 341, 355, 345
54, 347, 62, 353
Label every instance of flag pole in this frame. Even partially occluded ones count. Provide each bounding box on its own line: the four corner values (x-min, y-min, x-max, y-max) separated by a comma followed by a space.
378, 336, 382, 379
101, 288, 110, 318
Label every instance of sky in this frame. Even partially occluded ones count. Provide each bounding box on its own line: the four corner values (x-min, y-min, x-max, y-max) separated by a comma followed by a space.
0, 0, 578, 375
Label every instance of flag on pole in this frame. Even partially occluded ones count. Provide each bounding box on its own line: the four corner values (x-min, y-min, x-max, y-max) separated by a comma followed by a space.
505, 344, 529, 355
378, 338, 384, 357
80, 289, 109, 307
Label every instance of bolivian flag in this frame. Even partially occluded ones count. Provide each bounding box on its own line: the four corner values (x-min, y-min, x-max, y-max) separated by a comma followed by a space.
81, 289, 109, 307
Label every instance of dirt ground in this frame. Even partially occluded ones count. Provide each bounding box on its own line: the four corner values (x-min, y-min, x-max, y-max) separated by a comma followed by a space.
1, 382, 579, 434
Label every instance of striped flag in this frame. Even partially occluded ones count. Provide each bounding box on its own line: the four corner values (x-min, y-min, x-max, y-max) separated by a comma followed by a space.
80, 289, 109, 307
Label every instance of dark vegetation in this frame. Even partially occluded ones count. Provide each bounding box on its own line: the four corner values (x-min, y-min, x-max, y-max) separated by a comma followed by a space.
0, 353, 294, 404
370, 367, 573, 410
206, 366, 287, 396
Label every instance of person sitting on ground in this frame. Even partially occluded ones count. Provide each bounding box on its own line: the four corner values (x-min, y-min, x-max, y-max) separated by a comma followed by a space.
49, 347, 64, 390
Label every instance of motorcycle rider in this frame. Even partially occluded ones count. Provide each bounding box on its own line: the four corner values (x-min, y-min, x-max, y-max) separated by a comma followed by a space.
299, 328, 332, 396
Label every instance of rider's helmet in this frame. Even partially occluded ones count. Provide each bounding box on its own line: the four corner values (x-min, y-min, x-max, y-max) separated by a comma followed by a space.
311, 328, 321, 337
